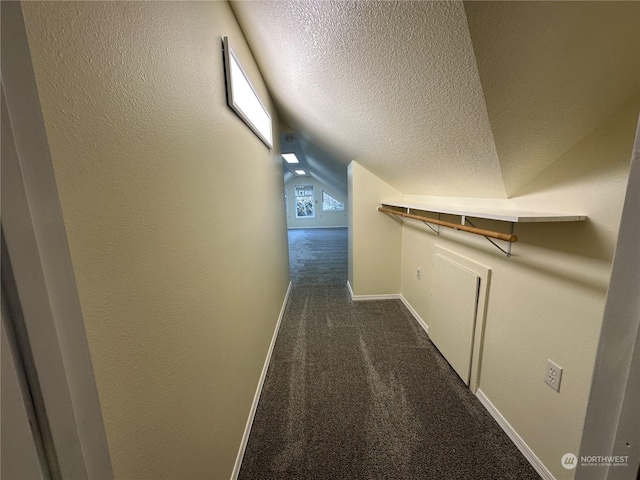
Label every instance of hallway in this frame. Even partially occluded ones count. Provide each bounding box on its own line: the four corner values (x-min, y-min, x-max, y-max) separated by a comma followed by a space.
287, 228, 348, 286
4, 2, 637, 477
238, 228, 539, 479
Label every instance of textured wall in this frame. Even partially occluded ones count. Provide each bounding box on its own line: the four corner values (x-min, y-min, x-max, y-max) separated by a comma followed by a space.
348, 161, 402, 295
22, 2, 290, 478
285, 176, 348, 229
400, 104, 637, 480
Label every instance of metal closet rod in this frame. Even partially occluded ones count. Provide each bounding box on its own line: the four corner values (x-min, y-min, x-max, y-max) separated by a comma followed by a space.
378, 206, 518, 243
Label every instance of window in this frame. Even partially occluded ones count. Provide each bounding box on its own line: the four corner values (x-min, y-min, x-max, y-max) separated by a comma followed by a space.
222, 37, 273, 148
322, 191, 344, 212
295, 185, 315, 218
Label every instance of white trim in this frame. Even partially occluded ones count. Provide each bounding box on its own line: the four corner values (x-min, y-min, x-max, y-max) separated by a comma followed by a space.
578, 117, 640, 479
346, 281, 401, 301
346, 282, 429, 334
476, 390, 555, 480
321, 190, 345, 212
2, 3, 112, 478
230, 281, 292, 480
1, 300, 47, 479
287, 226, 347, 230
434, 246, 491, 393
222, 37, 273, 149
294, 184, 315, 219
399, 296, 429, 335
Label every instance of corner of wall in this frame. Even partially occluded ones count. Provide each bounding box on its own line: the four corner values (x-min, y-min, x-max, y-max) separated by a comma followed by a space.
347, 161, 402, 295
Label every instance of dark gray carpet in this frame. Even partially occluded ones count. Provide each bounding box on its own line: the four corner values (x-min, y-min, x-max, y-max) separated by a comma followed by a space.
239, 229, 539, 480
287, 228, 347, 285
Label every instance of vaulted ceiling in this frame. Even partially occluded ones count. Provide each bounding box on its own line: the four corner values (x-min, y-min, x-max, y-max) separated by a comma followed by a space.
465, 1, 639, 197
231, 0, 639, 199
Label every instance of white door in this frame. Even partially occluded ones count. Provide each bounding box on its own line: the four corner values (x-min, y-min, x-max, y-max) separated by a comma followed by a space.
429, 254, 480, 384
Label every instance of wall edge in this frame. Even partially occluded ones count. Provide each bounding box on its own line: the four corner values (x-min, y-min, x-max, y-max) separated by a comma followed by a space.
230, 281, 292, 480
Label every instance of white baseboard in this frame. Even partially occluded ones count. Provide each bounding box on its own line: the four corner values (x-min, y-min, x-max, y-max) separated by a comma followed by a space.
230, 281, 292, 480
287, 226, 347, 230
346, 280, 402, 301
399, 296, 429, 335
476, 389, 555, 480
346, 282, 429, 334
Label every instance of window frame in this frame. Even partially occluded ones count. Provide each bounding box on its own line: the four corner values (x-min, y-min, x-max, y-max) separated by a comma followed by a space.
222, 37, 273, 149
321, 190, 345, 212
294, 184, 315, 219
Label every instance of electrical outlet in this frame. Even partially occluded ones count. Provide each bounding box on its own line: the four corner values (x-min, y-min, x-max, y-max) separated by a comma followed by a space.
416, 267, 421, 280
545, 359, 563, 392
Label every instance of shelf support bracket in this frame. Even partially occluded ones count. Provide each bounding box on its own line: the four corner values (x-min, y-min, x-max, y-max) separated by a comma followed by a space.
409, 208, 440, 235
422, 220, 440, 235
465, 218, 514, 258
388, 212, 405, 224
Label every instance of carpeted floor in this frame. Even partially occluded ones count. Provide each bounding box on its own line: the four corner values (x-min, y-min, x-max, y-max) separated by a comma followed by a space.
238, 228, 540, 480
287, 228, 347, 286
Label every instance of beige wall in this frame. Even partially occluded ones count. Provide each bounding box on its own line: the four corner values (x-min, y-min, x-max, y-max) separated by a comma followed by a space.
348, 161, 402, 295
22, 2, 290, 479
285, 176, 347, 229
400, 104, 637, 480
465, 1, 639, 197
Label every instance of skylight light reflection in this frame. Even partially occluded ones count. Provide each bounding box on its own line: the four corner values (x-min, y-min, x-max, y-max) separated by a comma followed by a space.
282, 153, 299, 164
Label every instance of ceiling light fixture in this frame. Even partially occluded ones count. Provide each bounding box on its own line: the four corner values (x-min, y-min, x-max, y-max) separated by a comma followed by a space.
294, 170, 306, 175
282, 153, 299, 164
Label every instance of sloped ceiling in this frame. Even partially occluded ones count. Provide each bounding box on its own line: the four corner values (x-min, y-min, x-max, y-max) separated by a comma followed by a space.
281, 131, 348, 196
231, 0, 506, 198
465, 1, 640, 197
231, 0, 639, 199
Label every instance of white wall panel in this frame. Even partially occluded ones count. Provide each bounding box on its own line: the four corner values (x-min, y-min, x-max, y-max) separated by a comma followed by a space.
429, 255, 480, 384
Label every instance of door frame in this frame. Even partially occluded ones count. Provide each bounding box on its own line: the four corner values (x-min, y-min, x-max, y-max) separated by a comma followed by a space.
576, 116, 640, 480
1, 2, 113, 478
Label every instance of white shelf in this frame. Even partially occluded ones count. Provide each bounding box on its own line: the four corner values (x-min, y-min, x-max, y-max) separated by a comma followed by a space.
381, 200, 587, 223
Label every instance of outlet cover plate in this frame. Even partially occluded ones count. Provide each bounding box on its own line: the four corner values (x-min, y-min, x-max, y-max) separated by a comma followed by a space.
545, 359, 563, 392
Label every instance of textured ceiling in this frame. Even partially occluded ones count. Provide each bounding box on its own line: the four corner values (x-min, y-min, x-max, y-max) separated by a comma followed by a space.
231, 0, 507, 198
465, 1, 640, 197
231, 0, 639, 199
